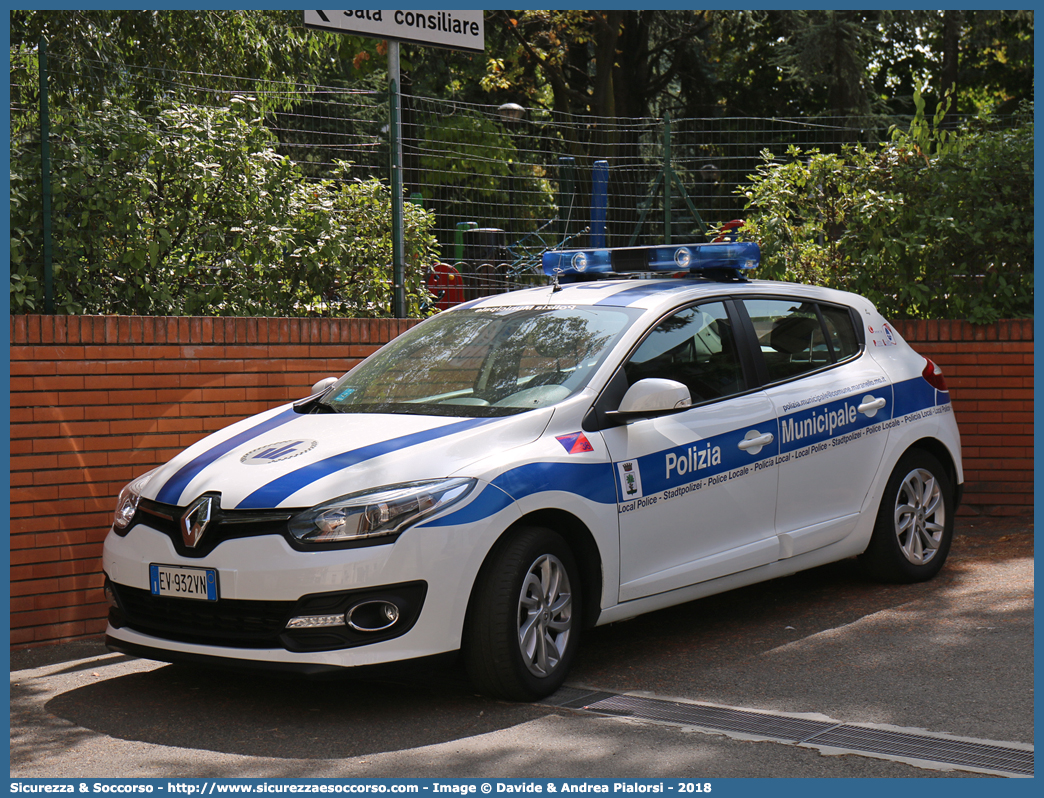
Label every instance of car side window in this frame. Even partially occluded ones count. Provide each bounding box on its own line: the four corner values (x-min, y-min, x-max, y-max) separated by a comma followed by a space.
623, 301, 745, 404
818, 303, 860, 360
742, 298, 859, 383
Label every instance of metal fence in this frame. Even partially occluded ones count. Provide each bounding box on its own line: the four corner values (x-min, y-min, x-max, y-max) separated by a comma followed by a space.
12, 56, 912, 307
270, 90, 894, 295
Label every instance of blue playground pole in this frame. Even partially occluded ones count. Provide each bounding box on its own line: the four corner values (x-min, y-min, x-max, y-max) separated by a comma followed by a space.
557, 156, 575, 242
591, 160, 608, 247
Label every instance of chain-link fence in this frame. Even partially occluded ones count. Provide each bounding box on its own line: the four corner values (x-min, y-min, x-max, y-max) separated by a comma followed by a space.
12, 56, 967, 312
270, 90, 901, 297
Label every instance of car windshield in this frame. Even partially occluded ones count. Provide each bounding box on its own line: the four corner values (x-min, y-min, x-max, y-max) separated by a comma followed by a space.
318, 305, 641, 417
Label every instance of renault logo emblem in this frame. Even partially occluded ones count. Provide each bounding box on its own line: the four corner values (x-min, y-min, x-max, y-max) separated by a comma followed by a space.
181, 496, 214, 548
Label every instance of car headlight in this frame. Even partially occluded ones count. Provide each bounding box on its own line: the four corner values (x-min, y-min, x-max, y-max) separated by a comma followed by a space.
113, 468, 159, 530
287, 478, 476, 544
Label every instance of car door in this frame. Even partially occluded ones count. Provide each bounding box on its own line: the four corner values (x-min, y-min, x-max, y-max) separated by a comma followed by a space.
598, 299, 781, 602
738, 297, 894, 558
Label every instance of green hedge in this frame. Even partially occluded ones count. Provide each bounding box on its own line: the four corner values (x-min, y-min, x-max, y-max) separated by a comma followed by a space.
738, 94, 1033, 322
11, 98, 438, 317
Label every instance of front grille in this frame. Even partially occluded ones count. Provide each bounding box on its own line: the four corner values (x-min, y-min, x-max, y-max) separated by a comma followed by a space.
128, 497, 295, 558
122, 496, 397, 556
110, 584, 295, 648
109, 580, 428, 653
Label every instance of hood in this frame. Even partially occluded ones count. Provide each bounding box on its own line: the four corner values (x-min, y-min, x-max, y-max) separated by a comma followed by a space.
144, 404, 554, 510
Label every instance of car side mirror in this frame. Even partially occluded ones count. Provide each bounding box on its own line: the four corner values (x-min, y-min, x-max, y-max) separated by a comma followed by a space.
311, 376, 338, 395
612, 378, 692, 418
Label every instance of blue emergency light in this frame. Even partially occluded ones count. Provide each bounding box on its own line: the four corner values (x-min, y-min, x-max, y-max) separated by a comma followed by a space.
542, 241, 760, 280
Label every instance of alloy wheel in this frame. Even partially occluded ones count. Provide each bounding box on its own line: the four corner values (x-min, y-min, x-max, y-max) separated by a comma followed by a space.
894, 467, 945, 565
517, 553, 573, 677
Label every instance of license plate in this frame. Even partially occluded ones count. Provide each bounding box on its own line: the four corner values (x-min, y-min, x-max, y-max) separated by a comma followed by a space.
149, 564, 218, 601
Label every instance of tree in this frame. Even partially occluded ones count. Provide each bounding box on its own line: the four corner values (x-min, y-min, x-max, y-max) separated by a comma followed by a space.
772, 10, 886, 131
739, 94, 1033, 322
11, 10, 1033, 317
477, 10, 1033, 126
951, 11, 1034, 115
10, 10, 334, 112
10, 97, 437, 316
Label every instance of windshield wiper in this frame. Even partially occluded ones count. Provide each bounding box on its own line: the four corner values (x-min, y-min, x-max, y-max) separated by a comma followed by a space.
293, 393, 337, 414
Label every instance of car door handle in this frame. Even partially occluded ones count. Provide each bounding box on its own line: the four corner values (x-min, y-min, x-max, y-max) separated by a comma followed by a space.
858, 397, 887, 413
738, 432, 774, 450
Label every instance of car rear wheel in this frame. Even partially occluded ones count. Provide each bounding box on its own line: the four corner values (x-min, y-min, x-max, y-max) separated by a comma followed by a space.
860, 450, 954, 583
464, 526, 581, 701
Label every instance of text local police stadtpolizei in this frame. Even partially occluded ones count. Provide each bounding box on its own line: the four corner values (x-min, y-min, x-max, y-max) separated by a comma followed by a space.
343, 10, 481, 38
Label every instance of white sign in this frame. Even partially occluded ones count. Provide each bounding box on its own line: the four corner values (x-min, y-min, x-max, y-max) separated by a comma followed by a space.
304, 10, 485, 53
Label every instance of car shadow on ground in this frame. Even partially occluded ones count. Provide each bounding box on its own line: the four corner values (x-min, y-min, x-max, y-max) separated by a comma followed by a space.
39, 660, 549, 760
570, 516, 1034, 691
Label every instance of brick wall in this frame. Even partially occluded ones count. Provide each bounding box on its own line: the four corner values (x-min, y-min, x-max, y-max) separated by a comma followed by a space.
890, 319, 1034, 516
8, 315, 1032, 648
9, 315, 419, 648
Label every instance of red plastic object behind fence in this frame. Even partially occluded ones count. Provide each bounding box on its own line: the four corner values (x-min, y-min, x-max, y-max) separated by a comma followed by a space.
426, 262, 466, 310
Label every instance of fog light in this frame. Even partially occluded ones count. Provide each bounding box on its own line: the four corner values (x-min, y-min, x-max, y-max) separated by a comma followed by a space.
346, 600, 400, 632
103, 579, 120, 610
285, 614, 346, 630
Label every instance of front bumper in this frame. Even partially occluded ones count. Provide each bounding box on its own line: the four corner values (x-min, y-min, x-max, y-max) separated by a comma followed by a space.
106, 578, 428, 652
101, 514, 503, 670
103, 627, 459, 677
105, 633, 355, 677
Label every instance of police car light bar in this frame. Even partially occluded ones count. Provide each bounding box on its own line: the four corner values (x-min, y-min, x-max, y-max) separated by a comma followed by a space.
542, 241, 759, 279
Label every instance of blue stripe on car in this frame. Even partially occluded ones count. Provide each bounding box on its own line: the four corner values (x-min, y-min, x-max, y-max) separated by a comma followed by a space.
422, 378, 948, 527
421, 461, 617, 528
892, 375, 948, 416
776, 389, 894, 455
592, 281, 695, 307
237, 418, 496, 509
490, 461, 618, 504
155, 407, 299, 505
633, 421, 778, 498
419, 482, 517, 527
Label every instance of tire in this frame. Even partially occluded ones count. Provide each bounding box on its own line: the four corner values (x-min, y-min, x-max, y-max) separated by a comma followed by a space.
859, 450, 954, 583
464, 526, 581, 701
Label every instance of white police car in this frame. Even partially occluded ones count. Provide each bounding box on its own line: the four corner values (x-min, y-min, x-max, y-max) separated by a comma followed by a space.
103, 242, 962, 700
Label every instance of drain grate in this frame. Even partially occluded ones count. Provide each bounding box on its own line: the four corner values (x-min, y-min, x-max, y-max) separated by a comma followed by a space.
804, 725, 1034, 777
542, 687, 618, 710
540, 688, 1033, 777
588, 694, 838, 742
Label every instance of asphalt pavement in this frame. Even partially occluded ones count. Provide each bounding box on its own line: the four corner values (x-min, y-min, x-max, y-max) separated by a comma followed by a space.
10, 515, 1033, 780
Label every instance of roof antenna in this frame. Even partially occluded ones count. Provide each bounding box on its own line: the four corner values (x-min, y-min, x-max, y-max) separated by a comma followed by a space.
551, 273, 562, 293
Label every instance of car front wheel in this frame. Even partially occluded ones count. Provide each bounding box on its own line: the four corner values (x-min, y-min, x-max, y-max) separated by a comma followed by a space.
860, 450, 954, 583
464, 526, 581, 701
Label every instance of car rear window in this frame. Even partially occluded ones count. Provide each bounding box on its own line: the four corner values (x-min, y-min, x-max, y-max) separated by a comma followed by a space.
741, 297, 860, 384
